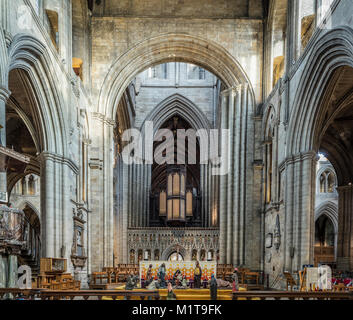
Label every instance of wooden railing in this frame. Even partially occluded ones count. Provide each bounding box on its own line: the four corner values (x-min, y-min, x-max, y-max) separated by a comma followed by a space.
0, 288, 42, 300
0, 289, 160, 300
232, 291, 353, 300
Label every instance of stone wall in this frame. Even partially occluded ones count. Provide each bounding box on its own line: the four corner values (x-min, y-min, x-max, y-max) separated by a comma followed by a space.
91, 16, 264, 106
93, 0, 264, 19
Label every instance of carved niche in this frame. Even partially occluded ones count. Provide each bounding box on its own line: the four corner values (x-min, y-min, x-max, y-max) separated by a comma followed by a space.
71, 208, 87, 268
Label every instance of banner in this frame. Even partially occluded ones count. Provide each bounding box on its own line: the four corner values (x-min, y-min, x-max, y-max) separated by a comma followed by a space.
140, 261, 217, 282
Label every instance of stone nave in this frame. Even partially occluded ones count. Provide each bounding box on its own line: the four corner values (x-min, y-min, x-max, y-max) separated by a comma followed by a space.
0, 0, 353, 295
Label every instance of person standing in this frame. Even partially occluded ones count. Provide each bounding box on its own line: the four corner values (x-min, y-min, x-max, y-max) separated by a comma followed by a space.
210, 274, 218, 300
145, 264, 153, 287
232, 268, 239, 292
194, 261, 202, 289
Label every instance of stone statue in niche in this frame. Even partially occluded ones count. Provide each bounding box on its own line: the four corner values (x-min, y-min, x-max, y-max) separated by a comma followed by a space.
76, 229, 82, 246
274, 215, 281, 250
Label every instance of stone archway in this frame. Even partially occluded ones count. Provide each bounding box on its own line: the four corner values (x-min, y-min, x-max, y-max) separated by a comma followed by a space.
161, 244, 187, 261
284, 27, 353, 271
4, 34, 76, 262
98, 33, 255, 120
91, 33, 258, 268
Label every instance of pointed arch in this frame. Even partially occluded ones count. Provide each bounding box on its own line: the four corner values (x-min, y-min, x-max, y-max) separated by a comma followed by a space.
17, 200, 41, 222
98, 33, 255, 121
141, 94, 212, 133
315, 200, 338, 234
7, 33, 68, 156
161, 244, 187, 261
287, 26, 353, 156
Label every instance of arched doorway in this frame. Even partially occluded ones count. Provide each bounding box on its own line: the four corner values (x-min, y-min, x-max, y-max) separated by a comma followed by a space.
314, 215, 335, 267
20, 204, 41, 274
316, 66, 353, 270
168, 252, 184, 262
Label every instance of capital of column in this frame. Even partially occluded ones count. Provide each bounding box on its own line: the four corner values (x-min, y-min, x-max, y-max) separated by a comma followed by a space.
0, 87, 11, 103
220, 84, 242, 97
39, 151, 79, 175
285, 150, 317, 165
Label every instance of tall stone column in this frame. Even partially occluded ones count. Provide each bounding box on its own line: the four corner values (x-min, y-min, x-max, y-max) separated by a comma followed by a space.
40, 153, 55, 258
103, 119, 114, 268
219, 93, 228, 264
0, 256, 6, 288
218, 85, 252, 266
0, 87, 10, 203
89, 113, 115, 270
283, 151, 316, 272
337, 185, 353, 270
7, 255, 18, 288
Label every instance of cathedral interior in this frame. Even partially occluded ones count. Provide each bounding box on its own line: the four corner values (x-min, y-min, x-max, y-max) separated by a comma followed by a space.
1, 0, 353, 295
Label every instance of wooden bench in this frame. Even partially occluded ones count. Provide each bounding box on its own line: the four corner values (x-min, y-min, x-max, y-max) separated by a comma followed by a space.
232, 291, 353, 300
40, 290, 160, 300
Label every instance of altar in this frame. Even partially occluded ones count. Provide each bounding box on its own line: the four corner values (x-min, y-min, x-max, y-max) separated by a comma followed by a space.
139, 261, 217, 282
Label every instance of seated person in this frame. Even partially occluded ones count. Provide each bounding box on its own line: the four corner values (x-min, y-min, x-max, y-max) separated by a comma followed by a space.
172, 270, 182, 287
125, 271, 138, 290
145, 264, 153, 287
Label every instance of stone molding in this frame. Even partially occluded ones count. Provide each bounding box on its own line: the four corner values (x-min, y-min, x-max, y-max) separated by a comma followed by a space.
39, 151, 79, 174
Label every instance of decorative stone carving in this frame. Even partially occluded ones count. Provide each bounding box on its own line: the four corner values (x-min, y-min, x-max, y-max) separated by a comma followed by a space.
127, 228, 219, 261
265, 233, 273, 249
273, 215, 281, 251
71, 208, 87, 268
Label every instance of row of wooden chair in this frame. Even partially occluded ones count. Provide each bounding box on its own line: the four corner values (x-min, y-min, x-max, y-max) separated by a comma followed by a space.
36, 273, 81, 290
92, 265, 140, 285
284, 270, 353, 292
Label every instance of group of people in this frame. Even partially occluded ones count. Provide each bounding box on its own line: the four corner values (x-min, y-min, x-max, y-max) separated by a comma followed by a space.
144, 261, 204, 289
126, 261, 240, 296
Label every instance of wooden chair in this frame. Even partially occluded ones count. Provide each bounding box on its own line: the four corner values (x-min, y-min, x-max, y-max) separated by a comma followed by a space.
298, 268, 307, 291
244, 272, 260, 285
283, 272, 296, 291
333, 283, 346, 292
238, 268, 250, 284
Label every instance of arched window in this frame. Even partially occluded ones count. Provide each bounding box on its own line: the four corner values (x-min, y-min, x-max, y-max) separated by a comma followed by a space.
192, 249, 197, 261
21, 178, 26, 195
327, 172, 335, 193
320, 173, 326, 193
319, 170, 336, 193
45, 10, 59, 51
154, 249, 160, 261
28, 175, 35, 195
187, 64, 206, 80
168, 252, 183, 262
271, 0, 288, 89
300, 0, 316, 53
148, 64, 167, 79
